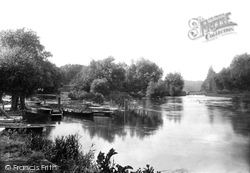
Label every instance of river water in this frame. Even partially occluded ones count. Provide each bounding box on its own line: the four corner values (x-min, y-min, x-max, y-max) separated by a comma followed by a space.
47, 96, 250, 173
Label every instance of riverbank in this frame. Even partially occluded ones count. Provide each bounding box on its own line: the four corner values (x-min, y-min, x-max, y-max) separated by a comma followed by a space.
0, 129, 191, 173
205, 92, 250, 99
0, 130, 59, 173
205, 93, 241, 98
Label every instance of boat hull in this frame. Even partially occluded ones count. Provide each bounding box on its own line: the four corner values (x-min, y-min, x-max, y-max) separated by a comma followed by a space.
23, 108, 62, 123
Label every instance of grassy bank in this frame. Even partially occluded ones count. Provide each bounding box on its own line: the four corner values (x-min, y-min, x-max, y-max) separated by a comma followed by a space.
0, 130, 190, 173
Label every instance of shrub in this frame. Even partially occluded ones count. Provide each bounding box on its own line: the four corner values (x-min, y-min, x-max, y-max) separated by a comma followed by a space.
96, 148, 133, 173
68, 90, 105, 104
90, 78, 110, 96
108, 92, 132, 107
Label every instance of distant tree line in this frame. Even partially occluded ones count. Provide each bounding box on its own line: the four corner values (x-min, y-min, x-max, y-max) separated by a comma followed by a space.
201, 53, 250, 93
0, 28, 185, 110
64, 57, 185, 102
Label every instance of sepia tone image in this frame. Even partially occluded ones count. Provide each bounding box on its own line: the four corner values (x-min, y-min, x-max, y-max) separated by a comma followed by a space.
0, 0, 249, 173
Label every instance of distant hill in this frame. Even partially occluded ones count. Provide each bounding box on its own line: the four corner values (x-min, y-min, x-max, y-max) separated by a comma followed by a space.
183, 80, 203, 92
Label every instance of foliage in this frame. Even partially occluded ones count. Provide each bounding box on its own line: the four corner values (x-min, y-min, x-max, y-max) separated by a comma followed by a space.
91, 78, 110, 96
108, 91, 133, 107
201, 53, 250, 93
60, 64, 84, 85
125, 58, 163, 96
146, 80, 168, 98
1, 130, 192, 173
135, 164, 160, 173
0, 47, 40, 95
201, 66, 217, 92
38, 60, 62, 94
165, 72, 184, 96
68, 90, 105, 104
73, 57, 126, 93
97, 148, 133, 173
25, 132, 97, 173
0, 28, 60, 110
91, 92, 105, 104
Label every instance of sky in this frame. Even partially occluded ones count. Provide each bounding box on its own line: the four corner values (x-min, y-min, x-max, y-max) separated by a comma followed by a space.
0, 0, 249, 81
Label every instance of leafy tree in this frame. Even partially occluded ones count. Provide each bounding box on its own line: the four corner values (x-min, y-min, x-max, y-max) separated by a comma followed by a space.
125, 58, 163, 96
165, 72, 184, 96
60, 64, 84, 85
109, 63, 126, 91
213, 67, 233, 91
201, 53, 250, 93
146, 80, 168, 98
0, 28, 54, 110
229, 53, 250, 91
39, 61, 62, 94
90, 78, 110, 96
201, 66, 217, 92
73, 57, 126, 93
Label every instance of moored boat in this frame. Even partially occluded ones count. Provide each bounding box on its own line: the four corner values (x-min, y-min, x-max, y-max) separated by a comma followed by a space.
23, 107, 62, 123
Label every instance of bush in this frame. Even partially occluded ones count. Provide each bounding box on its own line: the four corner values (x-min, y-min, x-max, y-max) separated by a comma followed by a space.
90, 78, 110, 96
27, 133, 97, 172
68, 90, 105, 104
91, 92, 105, 104
108, 91, 132, 107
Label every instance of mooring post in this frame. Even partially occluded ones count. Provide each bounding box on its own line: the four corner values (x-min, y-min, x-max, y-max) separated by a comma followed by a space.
58, 95, 61, 110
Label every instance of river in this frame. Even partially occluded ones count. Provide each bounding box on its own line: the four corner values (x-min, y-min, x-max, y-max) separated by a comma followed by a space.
47, 96, 250, 173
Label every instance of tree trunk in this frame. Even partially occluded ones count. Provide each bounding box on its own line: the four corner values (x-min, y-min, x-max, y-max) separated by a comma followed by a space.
11, 93, 19, 111
0, 90, 3, 103
20, 94, 26, 110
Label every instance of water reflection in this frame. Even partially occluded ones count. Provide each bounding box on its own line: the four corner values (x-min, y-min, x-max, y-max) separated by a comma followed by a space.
47, 96, 250, 172
161, 97, 183, 123
82, 108, 163, 142
204, 97, 250, 137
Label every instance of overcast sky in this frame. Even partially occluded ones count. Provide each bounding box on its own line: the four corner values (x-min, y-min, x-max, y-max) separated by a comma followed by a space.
0, 0, 249, 81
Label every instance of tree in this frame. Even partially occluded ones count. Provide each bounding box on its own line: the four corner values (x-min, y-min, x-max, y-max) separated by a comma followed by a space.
73, 57, 126, 93
90, 78, 109, 96
146, 80, 168, 98
229, 53, 250, 91
60, 64, 84, 85
201, 66, 217, 92
39, 61, 62, 94
125, 58, 163, 96
0, 28, 53, 110
201, 53, 250, 93
213, 67, 233, 91
165, 72, 184, 96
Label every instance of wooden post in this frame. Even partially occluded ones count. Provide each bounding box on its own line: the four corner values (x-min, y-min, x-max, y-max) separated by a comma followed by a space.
58, 96, 61, 110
